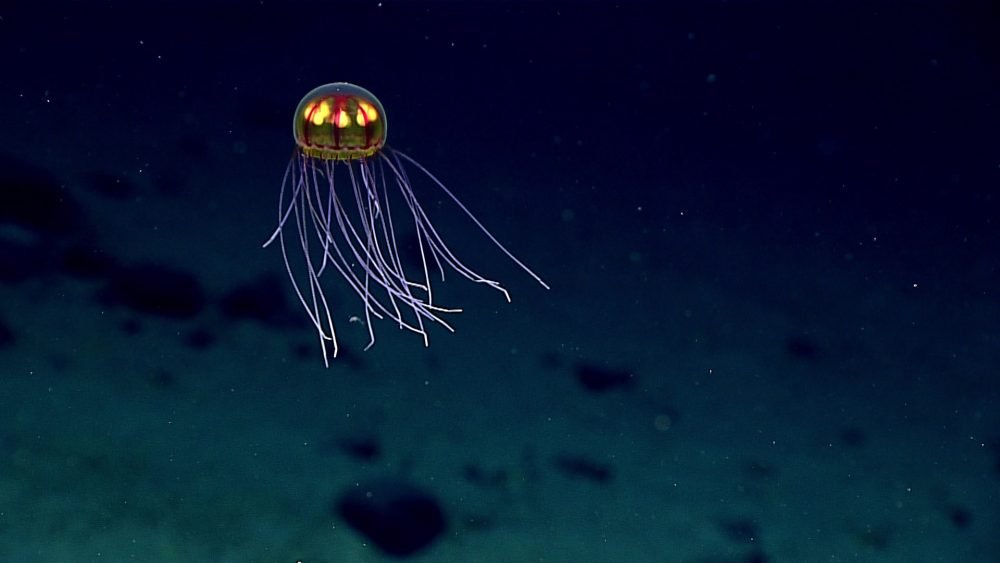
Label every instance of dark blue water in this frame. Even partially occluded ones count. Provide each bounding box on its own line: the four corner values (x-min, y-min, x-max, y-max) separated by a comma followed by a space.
1, 2, 997, 561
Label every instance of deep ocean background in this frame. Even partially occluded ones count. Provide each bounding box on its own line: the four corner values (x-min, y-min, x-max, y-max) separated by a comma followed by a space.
0, 2, 997, 561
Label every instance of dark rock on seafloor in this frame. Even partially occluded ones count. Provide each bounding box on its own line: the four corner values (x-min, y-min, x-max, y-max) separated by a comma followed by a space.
0, 154, 91, 283
101, 264, 206, 319
553, 453, 614, 484
573, 362, 635, 393
0, 318, 14, 349
219, 274, 296, 327
334, 479, 446, 557
0, 154, 82, 237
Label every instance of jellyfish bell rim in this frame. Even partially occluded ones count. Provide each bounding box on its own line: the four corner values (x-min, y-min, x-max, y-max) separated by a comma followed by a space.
293, 82, 388, 161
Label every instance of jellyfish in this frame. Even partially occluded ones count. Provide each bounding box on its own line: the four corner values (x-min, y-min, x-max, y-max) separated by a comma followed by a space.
263, 83, 549, 366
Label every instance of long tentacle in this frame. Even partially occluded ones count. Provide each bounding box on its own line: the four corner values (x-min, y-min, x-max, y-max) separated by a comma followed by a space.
268, 146, 545, 361
389, 148, 550, 290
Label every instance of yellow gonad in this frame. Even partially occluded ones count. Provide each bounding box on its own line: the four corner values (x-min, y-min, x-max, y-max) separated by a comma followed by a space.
263, 83, 549, 366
